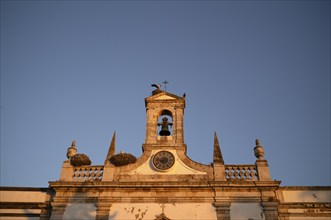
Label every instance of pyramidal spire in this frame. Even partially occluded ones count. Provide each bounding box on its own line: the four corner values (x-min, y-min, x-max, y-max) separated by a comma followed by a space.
105, 131, 116, 164
213, 132, 224, 164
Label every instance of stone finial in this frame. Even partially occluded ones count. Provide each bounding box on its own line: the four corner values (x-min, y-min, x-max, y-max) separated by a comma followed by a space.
66, 140, 77, 159
254, 138, 265, 160
213, 132, 224, 164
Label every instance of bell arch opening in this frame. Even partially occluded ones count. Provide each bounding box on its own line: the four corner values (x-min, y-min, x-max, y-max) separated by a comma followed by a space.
157, 109, 173, 136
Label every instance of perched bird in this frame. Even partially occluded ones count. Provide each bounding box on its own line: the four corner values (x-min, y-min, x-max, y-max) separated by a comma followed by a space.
151, 84, 161, 90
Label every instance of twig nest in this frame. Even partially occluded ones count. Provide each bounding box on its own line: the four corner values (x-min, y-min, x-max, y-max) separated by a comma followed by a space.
70, 154, 92, 166
152, 89, 162, 95
109, 153, 137, 167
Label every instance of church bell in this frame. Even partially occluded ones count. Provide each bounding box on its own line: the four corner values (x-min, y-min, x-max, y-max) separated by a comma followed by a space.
158, 117, 173, 136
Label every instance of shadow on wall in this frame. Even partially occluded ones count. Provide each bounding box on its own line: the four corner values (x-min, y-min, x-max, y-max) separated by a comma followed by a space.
109, 211, 118, 220
63, 203, 96, 220
230, 203, 265, 220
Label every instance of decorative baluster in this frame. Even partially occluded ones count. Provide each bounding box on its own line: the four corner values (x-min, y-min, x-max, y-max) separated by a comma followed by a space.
244, 167, 250, 180
69, 166, 104, 181
249, 167, 256, 180
84, 168, 88, 180
91, 168, 96, 179
99, 168, 103, 179
81, 168, 84, 180
228, 166, 233, 180
79, 168, 83, 180
233, 167, 239, 179
86, 168, 90, 180
96, 167, 100, 179
72, 168, 76, 180
224, 165, 258, 181
232, 167, 236, 180
225, 167, 229, 179
239, 166, 245, 179
231, 167, 236, 179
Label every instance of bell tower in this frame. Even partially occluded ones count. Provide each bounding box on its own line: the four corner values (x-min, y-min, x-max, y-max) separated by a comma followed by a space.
143, 86, 186, 151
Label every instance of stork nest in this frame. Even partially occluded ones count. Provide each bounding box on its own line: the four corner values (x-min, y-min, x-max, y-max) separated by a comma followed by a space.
152, 89, 162, 95
109, 153, 137, 167
70, 154, 92, 166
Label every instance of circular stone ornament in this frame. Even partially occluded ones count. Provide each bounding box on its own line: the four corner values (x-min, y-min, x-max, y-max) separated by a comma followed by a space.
153, 151, 175, 170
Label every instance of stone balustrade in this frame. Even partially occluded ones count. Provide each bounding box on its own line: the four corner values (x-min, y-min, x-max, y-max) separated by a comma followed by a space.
225, 165, 258, 180
72, 166, 104, 181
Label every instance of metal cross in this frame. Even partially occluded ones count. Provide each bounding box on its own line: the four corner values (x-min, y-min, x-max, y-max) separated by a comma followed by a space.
163, 80, 169, 91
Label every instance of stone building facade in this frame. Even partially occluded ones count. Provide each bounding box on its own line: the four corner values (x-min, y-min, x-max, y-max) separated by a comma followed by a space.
1, 88, 330, 220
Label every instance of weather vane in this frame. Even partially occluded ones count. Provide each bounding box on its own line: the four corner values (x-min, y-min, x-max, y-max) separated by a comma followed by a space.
163, 80, 169, 91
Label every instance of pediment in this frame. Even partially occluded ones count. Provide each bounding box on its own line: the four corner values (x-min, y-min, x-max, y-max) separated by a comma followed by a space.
146, 91, 184, 101
154, 94, 177, 100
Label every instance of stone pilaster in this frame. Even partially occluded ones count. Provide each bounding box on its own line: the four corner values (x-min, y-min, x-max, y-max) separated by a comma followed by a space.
49, 198, 68, 220
174, 107, 184, 144
255, 160, 271, 181
214, 202, 231, 220
102, 164, 115, 181
145, 108, 157, 144
96, 200, 111, 220
39, 202, 52, 220
59, 161, 74, 181
213, 164, 226, 181
262, 202, 279, 220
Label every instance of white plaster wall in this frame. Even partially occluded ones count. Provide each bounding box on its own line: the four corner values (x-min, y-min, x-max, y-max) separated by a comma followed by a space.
281, 190, 331, 203
0, 190, 47, 202
108, 203, 217, 220
127, 150, 206, 175
230, 203, 265, 220
63, 203, 96, 220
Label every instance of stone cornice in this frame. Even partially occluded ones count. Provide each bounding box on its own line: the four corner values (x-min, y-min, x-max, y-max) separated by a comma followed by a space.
49, 180, 281, 189
278, 186, 331, 190
0, 186, 50, 191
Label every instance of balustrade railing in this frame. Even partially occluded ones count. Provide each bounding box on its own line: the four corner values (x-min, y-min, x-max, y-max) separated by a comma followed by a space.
225, 165, 258, 180
72, 166, 104, 181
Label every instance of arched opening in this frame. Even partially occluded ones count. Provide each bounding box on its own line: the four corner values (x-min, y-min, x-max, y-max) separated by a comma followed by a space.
157, 110, 173, 136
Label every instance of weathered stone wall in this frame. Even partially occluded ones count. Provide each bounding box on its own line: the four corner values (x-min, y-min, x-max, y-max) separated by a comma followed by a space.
107, 203, 217, 220
277, 186, 331, 220
0, 187, 53, 220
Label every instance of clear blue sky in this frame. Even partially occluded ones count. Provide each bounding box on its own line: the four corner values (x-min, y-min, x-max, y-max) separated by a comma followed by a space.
1, 0, 330, 187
